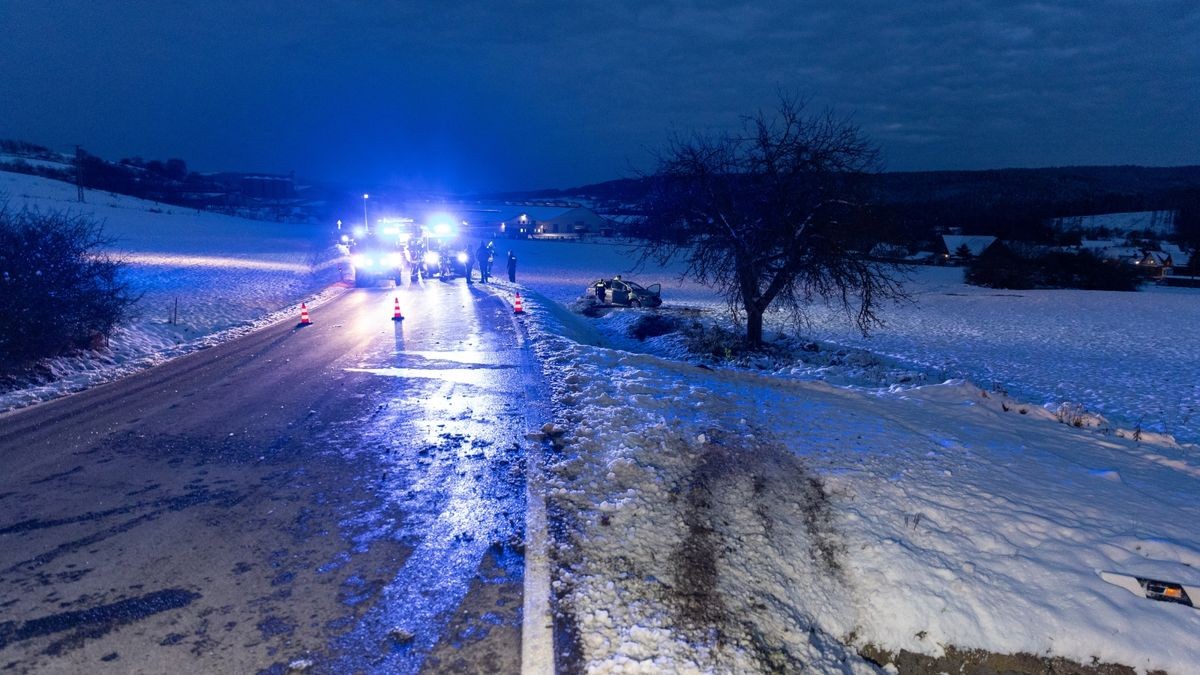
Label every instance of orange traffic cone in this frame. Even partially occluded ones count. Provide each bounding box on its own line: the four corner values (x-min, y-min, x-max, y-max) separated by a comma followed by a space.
513, 292, 524, 315
391, 297, 404, 321
298, 302, 311, 326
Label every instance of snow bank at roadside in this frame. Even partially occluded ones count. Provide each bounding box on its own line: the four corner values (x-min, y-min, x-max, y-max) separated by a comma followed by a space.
519, 294, 878, 672
516, 290, 1200, 673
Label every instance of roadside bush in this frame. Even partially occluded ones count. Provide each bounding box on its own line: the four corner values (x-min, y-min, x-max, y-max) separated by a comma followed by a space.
1038, 250, 1142, 291
964, 242, 1035, 289
681, 321, 793, 363
629, 313, 678, 341
0, 206, 136, 370
682, 322, 745, 359
966, 243, 1141, 291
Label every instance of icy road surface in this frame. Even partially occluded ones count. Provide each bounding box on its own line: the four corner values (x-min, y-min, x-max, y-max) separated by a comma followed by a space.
0, 282, 541, 673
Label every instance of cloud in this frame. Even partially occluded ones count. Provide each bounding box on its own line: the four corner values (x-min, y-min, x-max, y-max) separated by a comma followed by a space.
1, 0, 1195, 190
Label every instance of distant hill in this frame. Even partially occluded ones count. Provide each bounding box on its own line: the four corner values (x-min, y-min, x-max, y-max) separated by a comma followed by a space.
869, 166, 1200, 244
485, 165, 1200, 245
874, 165, 1200, 203
8, 134, 1196, 245
0, 139, 333, 224
489, 165, 1200, 209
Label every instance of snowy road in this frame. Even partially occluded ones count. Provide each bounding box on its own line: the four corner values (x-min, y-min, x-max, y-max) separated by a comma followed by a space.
0, 282, 541, 673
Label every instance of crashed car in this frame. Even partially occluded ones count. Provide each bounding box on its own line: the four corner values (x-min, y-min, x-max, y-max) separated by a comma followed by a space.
589, 277, 662, 307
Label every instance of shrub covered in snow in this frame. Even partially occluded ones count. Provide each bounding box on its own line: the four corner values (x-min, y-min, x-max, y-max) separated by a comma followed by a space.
0, 206, 136, 371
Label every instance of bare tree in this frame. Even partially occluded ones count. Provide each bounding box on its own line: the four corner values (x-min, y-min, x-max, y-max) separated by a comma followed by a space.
636, 96, 906, 345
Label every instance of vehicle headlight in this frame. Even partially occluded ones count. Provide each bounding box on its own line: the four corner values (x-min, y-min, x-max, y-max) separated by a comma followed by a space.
456, 252, 468, 264
386, 252, 405, 267
423, 251, 440, 265
352, 254, 373, 268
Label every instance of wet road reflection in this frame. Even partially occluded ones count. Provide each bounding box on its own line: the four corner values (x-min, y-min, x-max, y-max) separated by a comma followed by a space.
346, 365, 516, 387
0, 281, 533, 673
330, 284, 529, 673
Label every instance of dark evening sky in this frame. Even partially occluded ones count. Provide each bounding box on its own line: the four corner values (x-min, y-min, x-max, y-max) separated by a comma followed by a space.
2, 1, 1196, 193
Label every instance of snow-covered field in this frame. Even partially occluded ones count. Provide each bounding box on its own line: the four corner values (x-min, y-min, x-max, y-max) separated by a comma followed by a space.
4, 170, 1199, 672
0, 152, 74, 172
803, 267, 1200, 445
503, 239, 1200, 446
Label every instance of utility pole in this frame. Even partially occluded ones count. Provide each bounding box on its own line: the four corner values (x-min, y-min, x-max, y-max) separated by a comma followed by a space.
74, 145, 85, 203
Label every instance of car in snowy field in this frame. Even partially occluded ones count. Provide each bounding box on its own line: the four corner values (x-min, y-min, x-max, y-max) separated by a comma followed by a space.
589, 277, 662, 307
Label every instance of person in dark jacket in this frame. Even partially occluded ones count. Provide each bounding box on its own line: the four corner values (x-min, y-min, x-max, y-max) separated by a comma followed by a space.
506, 251, 517, 282
475, 241, 491, 283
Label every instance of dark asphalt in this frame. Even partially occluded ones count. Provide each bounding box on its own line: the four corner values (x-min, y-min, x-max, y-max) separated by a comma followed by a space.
0, 281, 538, 673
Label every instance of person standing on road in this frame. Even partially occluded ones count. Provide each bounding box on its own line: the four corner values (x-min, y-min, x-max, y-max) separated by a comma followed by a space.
506, 251, 517, 282
406, 240, 422, 282
463, 244, 474, 284
475, 241, 491, 283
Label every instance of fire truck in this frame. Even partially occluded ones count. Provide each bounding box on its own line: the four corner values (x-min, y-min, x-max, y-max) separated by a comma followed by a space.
347, 218, 411, 286
404, 220, 469, 281
346, 217, 469, 286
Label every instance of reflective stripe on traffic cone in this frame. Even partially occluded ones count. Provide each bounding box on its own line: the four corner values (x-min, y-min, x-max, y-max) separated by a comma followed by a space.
513, 292, 524, 314
392, 297, 404, 321
298, 302, 311, 326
